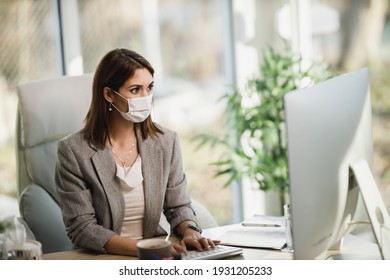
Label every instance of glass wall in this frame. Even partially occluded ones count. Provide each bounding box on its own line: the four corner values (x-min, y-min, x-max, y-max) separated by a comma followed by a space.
0, 0, 58, 201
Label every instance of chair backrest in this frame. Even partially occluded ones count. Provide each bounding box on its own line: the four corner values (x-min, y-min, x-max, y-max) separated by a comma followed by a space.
16, 74, 93, 253
159, 198, 219, 233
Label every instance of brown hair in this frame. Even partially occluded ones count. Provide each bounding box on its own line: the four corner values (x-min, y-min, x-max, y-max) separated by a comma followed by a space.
83, 48, 163, 149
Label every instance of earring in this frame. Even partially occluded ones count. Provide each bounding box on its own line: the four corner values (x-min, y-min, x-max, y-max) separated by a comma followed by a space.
108, 103, 112, 111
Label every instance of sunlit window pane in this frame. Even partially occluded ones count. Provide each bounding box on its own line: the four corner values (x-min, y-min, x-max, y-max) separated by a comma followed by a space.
0, 0, 57, 203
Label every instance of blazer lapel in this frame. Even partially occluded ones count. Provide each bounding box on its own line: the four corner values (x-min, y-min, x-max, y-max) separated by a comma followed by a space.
137, 132, 164, 238
90, 144, 124, 233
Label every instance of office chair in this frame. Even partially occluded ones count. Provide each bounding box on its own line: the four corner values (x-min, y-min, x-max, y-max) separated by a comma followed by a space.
158, 199, 218, 234
16, 74, 93, 253
16, 74, 217, 254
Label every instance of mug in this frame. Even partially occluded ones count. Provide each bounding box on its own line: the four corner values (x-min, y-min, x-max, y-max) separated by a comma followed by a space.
137, 239, 171, 260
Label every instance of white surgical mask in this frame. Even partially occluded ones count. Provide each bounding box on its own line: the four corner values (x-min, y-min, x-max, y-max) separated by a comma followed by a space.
111, 89, 153, 123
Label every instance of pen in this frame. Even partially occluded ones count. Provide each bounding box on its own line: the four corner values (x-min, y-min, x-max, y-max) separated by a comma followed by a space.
241, 222, 282, 227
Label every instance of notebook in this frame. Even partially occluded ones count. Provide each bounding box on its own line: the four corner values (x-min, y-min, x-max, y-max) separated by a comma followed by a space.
218, 215, 286, 249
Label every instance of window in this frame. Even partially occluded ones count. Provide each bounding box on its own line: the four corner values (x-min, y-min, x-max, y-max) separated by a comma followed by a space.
0, 0, 57, 201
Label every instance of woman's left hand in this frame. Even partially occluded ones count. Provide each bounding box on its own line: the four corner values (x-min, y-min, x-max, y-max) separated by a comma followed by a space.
170, 243, 187, 256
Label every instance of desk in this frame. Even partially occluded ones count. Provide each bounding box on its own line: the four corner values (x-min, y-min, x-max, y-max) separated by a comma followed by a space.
43, 224, 381, 260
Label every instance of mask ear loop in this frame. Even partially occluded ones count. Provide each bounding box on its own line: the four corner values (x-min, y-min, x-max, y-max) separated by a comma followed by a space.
109, 88, 130, 114
110, 88, 127, 100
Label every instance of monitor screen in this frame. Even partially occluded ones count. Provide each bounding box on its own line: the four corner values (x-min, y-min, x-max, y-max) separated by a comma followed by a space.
284, 68, 390, 259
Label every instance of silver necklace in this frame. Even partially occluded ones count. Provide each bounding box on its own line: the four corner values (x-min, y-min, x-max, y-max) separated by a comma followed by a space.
111, 141, 135, 168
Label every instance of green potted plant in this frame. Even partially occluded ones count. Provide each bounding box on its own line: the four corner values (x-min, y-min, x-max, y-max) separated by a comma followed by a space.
196, 44, 335, 213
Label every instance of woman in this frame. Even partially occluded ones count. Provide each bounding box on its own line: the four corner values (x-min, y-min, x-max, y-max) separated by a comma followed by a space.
55, 48, 217, 257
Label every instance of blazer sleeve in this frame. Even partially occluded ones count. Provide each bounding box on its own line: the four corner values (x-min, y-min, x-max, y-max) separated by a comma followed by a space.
163, 132, 198, 230
55, 138, 116, 253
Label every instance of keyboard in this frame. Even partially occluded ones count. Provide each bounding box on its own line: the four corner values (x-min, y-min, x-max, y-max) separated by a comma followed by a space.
180, 245, 243, 260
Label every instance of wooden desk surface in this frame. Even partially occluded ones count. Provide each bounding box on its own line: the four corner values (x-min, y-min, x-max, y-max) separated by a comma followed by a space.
43, 224, 381, 260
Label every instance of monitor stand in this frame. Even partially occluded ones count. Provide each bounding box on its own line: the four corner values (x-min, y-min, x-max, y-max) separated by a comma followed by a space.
350, 158, 390, 260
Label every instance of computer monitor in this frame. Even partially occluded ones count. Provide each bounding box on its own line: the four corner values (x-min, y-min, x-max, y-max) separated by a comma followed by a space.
284, 68, 390, 259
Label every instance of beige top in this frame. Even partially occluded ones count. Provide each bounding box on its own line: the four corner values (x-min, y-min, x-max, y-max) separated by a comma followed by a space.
115, 155, 145, 239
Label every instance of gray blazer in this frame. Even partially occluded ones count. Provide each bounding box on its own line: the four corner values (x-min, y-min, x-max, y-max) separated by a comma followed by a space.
55, 124, 197, 253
